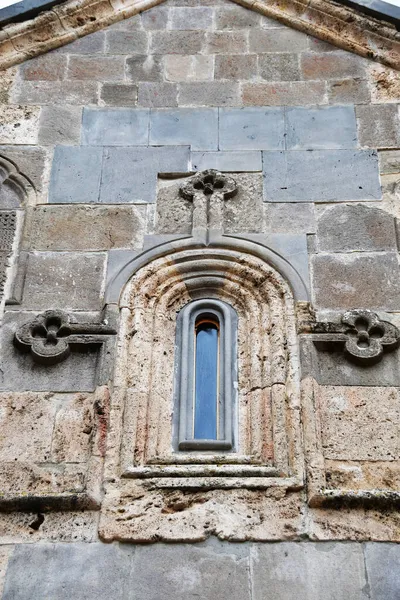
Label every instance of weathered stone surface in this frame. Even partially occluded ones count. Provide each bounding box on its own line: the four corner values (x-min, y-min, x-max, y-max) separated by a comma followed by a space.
150, 30, 205, 54
19, 54, 66, 80
191, 151, 262, 172
219, 107, 284, 150
258, 53, 300, 81
0, 461, 86, 497
126, 54, 162, 82
242, 82, 327, 106
324, 460, 400, 491
150, 108, 218, 151
223, 173, 264, 233
301, 51, 367, 79
206, 31, 247, 54
215, 55, 257, 80
286, 106, 357, 150
170, 7, 213, 29
100, 83, 138, 106
100, 146, 189, 203
0, 145, 47, 194
0, 512, 98, 544
25, 205, 146, 251
317, 386, 400, 461
105, 30, 148, 54
249, 29, 308, 52
155, 178, 192, 234
0, 106, 40, 145
328, 78, 370, 104
138, 82, 178, 107
82, 108, 149, 146
51, 393, 94, 462
67, 56, 125, 81
141, 6, 168, 29
179, 81, 240, 107
21, 252, 106, 310
164, 55, 213, 82
0, 546, 12, 599
263, 203, 316, 233
367, 64, 400, 104
38, 105, 82, 145
263, 150, 381, 202
316, 204, 397, 252
379, 150, 400, 175
12, 81, 98, 105
309, 507, 400, 542
312, 253, 400, 310
365, 543, 400, 599
252, 543, 367, 600
49, 146, 103, 203
55, 31, 105, 54
0, 312, 100, 392
356, 104, 400, 148
215, 5, 261, 29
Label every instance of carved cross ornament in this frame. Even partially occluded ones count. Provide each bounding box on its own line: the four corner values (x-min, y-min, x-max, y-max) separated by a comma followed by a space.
311, 309, 400, 365
14, 310, 116, 365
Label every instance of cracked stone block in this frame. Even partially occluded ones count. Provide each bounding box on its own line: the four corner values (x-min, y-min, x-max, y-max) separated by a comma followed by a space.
286, 106, 357, 150
219, 107, 285, 151
263, 150, 381, 202
82, 108, 149, 146
100, 146, 190, 203
150, 108, 218, 151
49, 146, 103, 204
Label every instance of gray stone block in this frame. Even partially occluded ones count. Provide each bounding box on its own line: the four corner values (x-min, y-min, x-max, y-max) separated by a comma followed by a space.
49, 146, 102, 204
150, 108, 218, 151
2, 543, 135, 600
356, 104, 400, 148
179, 81, 240, 107
317, 204, 397, 252
12, 81, 98, 105
286, 106, 357, 150
38, 105, 82, 146
263, 203, 316, 233
365, 543, 400, 599
379, 150, 400, 175
258, 53, 300, 81
21, 252, 106, 310
82, 108, 149, 146
100, 146, 190, 203
55, 30, 105, 54
191, 151, 262, 171
100, 84, 138, 107
105, 30, 148, 54
312, 253, 400, 311
126, 55, 163, 82
219, 108, 285, 151
252, 542, 366, 600
223, 172, 264, 233
0, 311, 99, 392
141, 5, 168, 29
150, 30, 205, 54
263, 150, 381, 202
138, 82, 178, 107
170, 6, 213, 29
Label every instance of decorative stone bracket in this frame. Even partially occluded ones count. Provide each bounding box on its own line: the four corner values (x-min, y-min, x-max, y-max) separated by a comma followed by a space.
14, 310, 117, 365
309, 309, 400, 365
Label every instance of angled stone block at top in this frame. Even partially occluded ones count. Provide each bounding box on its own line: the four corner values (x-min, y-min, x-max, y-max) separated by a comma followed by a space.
312, 253, 400, 311
21, 252, 106, 310
317, 204, 397, 252
191, 151, 262, 172
219, 107, 285, 151
82, 108, 150, 146
49, 146, 103, 204
286, 106, 357, 150
263, 150, 381, 202
100, 146, 190, 203
149, 108, 218, 151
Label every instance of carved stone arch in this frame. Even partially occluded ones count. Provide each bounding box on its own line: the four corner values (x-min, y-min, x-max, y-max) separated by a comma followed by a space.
0, 155, 35, 208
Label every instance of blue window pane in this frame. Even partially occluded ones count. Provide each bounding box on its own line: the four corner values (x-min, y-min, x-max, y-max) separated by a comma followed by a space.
194, 321, 219, 440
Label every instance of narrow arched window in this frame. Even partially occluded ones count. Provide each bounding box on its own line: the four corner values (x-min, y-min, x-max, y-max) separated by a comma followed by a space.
174, 299, 237, 452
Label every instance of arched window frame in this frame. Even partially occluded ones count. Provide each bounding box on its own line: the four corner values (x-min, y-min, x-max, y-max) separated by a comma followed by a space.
174, 299, 238, 452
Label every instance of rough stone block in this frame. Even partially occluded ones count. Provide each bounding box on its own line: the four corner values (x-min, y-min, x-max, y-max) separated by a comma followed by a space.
258, 53, 300, 81
0, 512, 98, 545
215, 5, 261, 28
150, 30, 205, 54
82, 108, 149, 146
307, 37, 340, 52
105, 30, 148, 54
263, 150, 381, 202
317, 204, 396, 252
2, 543, 135, 600
22, 252, 106, 310
170, 7, 213, 29
164, 55, 213, 82
49, 146, 102, 203
19, 54, 66, 80
25, 205, 146, 251
263, 203, 315, 233
179, 81, 240, 106
318, 386, 400, 461
0, 462, 86, 497
206, 31, 247, 54
67, 56, 125, 81
126, 55, 163, 82
328, 78, 370, 104
138, 82, 178, 107
379, 150, 400, 175
51, 393, 94, 462
223, 172, 263, 233
286, 106, 357, 150
312, 253, 400, 310
367, 64, 400, 104
38, 105, 82, 145
301, 51, 367, 79
0, 146, 47, 194
12, 81, 98, 105
141, 6, 168, 29
150, 108, 218, 150
252, 543, 366, 600
242, 81, 326, 106
100, 84, 138, 106
55, 30, 105, 54
191, 151, 262, 171
100, 146, 190, 203
155, 178, 192, 234
249, 29, 308, 52
0, 106, 40, 145
215, 55, 257, 80
219, 107, 284, 150
0, 312, 99, 392
365, 543, 400, 599
356, 104, 400, 148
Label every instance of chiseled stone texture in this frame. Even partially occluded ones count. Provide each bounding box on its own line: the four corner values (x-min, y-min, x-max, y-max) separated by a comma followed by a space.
0, 512, 98, 545
324, 460, 400, 491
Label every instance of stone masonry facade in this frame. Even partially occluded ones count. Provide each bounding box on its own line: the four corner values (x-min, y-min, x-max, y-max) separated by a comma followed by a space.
0, 0, 400, 597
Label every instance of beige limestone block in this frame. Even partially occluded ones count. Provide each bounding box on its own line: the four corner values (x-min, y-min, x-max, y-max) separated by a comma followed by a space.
164, 55, 213, 82
325, 459, 400, 491
309, 506, 400, 541
367, 63, 400, 104
51, 394, 94, 463
0, 462, 86, 496
0, 511, 98, 544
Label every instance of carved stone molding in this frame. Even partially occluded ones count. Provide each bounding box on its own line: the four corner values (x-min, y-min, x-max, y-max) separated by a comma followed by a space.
14, 310, 117, 365
310, 309, 400, 365
0, 155, 35, 208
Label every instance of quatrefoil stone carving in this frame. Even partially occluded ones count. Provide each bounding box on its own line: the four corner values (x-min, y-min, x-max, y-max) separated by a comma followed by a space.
180, 169, 238, 200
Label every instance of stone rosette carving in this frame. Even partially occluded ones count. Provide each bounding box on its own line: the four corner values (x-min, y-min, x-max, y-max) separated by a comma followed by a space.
180, 169, 237, 200
14, 310, 116, 365
311, 309, 400, 365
